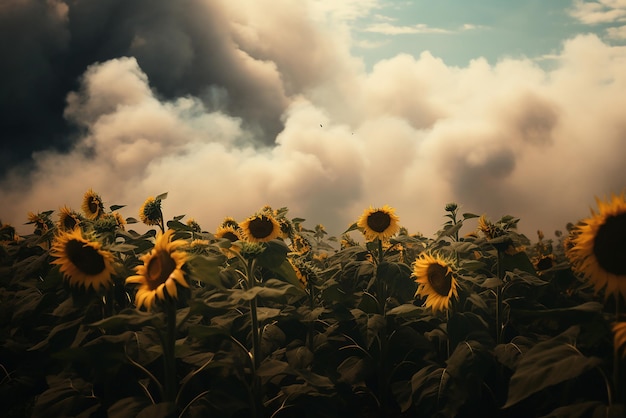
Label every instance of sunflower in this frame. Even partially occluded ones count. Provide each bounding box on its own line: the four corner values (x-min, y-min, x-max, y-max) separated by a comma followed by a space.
357, 205, 400, 242
215, 225, 243, 242
139, 197, 162, 226
82, 189, 104, 220
58, 206, 82, 231
613, 322, 626, 358
220, 216, 240, 229
566, 193, 626, 299
112, 212, 126, 230
412, 252, 459, 313
125, 229, 190, 311
240, 213, 281, 243
289, 258, 308, 288
290, 234, 312, 255
27, 211, 54, 235
186, 218, 202, 233
51, 228, 116, 291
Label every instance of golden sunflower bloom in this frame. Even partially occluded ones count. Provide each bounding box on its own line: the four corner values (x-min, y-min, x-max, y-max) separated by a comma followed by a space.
240, 213, 281, 243
82, 189, 104, 220
613, 322, 626, 358
220, 216, 240, 229
290, 234, 312, 255
58, 206, 83, 231
125, 229, 190, 311
51, 228, 116, 291
112, 212, 126, 230
27, 211, 54, 235
566, 192, 626, 299
289, 258, 308, 288
186, 218, 202, 233
357, 205, 400, 242
139, 197, 162, 226
215, 225, 243, 242
412, 252, 459, 313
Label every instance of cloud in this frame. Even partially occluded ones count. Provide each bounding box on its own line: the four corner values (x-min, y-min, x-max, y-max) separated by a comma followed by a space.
569, 0, 626, 24
364, 22, 452, 35
2, 1, 626, 244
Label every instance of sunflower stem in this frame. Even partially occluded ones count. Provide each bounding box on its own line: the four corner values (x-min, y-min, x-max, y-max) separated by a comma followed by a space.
246, 257, 261, 418
614, 294, 622, 405
163, 301, 178, 404
496, 249, 504, 345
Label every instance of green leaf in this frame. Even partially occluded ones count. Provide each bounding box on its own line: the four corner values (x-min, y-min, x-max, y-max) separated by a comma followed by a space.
108, 397, 151, 418
270, 258, 307, 293
462, 213, 480, 219
90, 310, 162, 332
343, 222, 359, 234
437, 222, 463, 239
504, 326, 602, 408
189, 254, 226, 288
188, 324, 231, 340
386, 303, 424, 318
511, 301, 603, 318
109, 204, 126, 211
501, 251, 536, 275
542, 402, 624, 418
481, 277, 503, 289
257, 239, 289, 269
154, 192, 168, 201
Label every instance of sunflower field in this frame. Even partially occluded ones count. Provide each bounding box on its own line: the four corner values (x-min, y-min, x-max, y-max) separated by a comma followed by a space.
1, 190, 625, 417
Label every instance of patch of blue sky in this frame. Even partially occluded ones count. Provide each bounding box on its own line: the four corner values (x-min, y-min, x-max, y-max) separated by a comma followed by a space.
350, 0, 624, 69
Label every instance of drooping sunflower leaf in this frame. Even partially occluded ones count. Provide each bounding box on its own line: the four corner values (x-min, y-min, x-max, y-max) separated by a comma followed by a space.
257, 239, 289, 269
109, 205, 126, 211
154, 192, 168, 201
504, 326, 602, 408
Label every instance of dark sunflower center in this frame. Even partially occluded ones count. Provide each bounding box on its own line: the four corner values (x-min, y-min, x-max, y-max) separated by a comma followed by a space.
367, 211, 391, 233
63, 216, 78, 230
593, 213, 626, 275
223, 231, 239, 242
88, 198, 99, 214
147, 251, 176, 288
249, 216, 274, 239
66, 239, 105, 276
427, 263, 452, 296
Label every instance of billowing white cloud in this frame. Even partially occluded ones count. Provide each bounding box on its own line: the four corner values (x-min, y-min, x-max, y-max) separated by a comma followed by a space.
569, 0, 626, 24
2, 1, 626, 243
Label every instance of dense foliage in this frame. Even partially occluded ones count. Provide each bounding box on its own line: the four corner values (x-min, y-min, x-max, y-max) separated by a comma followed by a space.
1, 192, 625, 418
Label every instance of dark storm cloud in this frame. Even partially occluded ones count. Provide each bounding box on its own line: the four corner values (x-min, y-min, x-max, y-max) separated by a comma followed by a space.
0, 0, 292, 176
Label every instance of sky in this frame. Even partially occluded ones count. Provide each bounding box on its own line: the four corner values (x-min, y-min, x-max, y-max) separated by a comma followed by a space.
1, 0, 626, 242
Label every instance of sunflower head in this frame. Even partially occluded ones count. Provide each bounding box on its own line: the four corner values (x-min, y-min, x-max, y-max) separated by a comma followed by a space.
139, 197, 162, 226
613, 322, 626, 358
289, 258, 318, 289
566, 192, 626, 299
240, 213, 281, 243
58, 206, 83, 232
215, 225, 243, 242
357, 205, 400, 242
27, 211, 54, 235
0, 222, 18, 243
291, 234, 312, 255
92, 213, 123, 236
240, 241, 266, 260
340, 233, 358, 250
220, 217, 240, 229
186, 218, 202, 233
278, 217, 295, 239
412, 252, 459, 313
82, 189, 105, 220
125, 229, 190, 311
51, 228, 116, 291
112, 212, 126, 230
